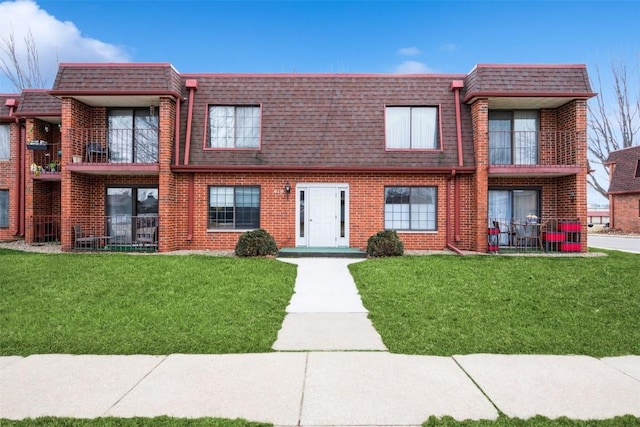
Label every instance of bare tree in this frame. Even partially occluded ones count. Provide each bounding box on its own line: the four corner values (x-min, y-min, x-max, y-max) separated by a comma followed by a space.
0, 29, 48, 90
588, 57, 640, 197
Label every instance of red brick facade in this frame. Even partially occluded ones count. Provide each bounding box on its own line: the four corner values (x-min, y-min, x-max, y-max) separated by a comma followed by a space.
1, 63, 597, 253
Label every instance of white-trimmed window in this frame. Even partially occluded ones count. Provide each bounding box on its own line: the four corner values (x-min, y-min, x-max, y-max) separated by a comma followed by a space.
0, 190, 8, 228
385, 107, 438, 149
209, 106, 260, 148
385, 187, 437, 231
208, 186, 260, 229
0, 124, 10, 160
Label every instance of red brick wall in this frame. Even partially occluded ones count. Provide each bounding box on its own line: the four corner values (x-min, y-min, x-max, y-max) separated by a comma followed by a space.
611, 194, 640, 233
166, 172, 472, 252
0, 122, 18, 240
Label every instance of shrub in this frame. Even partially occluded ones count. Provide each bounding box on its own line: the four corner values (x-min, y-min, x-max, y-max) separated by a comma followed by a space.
235, 229, 278, 257
366, 230, 404, 257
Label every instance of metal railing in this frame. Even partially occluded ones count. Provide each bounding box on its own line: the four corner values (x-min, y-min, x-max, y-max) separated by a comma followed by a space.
488, 131, 577, 166
28, 143, 62, 176
71, 215, 158, 252
32, 215, 61, 244
68, 128, 159, 165
488, 218, 582, 253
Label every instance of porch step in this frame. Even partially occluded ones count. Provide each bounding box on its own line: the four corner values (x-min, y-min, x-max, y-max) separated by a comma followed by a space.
278, 247, 367, 258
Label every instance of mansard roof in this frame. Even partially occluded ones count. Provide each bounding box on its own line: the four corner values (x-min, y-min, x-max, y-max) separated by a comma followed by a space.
51, 63, 182, 97
606, 145, 640, 194
16, 90, 61, 117
179, 73, 475, 170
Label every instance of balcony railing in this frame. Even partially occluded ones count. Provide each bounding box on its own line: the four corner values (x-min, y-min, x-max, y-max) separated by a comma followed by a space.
68, 128, 159, 165
488, 131, 577, 166
488, 218, 582, 253
32, 215, 61, 244
72, 215, 158, 252
28, 143, 62, 176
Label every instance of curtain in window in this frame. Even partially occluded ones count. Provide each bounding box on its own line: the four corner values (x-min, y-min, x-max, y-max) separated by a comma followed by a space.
0, 190, 8, 227
0, 124, 9, 160
209, 106, 260, 148
385, 108, 411, 149
386, 107, 438, 149
514, 111, 538, 165
235, 107, 260, 148
210, 107, 235, 148
411, 108, 437, 149
489, 112, 512, 164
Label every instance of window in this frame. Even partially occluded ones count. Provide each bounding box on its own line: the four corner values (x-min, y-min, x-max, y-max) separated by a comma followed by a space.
108, 108, 158, 163
209, 106, 260, 148
488, 189, 539, 222
385, 187, 436, 231
385, 107, 438, 149
0, 190, 8, 228
209, 186, 260, 229
489, 110, 539, 165
0, 124, 10, 160
635, 159, 640, 178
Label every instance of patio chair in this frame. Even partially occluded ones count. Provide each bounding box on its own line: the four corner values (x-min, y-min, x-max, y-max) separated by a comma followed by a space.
135, 226, 157, 248
73, 224, 97, 250
492, 221, 512, 247
85, 142, 108, 162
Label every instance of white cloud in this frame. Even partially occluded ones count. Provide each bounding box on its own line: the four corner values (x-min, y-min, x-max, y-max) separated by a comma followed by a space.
393, 60, 433, 74
0, 0, 130, 89
439, 43, 457, 52
397, 47, 421, 57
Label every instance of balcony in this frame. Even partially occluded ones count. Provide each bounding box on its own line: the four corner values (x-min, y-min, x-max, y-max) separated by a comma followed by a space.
67, 128, 159, 176
488, 130, 581, 177
28, 143, 62, 180
71, 215, 158, 252
488, 217, 582, 253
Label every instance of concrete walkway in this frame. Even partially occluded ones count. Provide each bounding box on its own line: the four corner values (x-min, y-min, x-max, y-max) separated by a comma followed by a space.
273, 258, 387, 351
2, 257, 640, 425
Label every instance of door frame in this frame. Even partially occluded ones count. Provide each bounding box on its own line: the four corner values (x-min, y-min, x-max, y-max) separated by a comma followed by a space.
295, 183, 349, 247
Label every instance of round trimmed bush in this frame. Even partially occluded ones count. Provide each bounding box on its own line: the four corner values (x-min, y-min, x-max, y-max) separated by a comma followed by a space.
366, 230, 404, 257
235, 229, 278, 257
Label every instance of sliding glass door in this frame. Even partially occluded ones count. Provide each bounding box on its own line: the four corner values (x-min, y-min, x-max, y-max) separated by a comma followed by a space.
106, 187, 158, 244
108, 109, 158, 163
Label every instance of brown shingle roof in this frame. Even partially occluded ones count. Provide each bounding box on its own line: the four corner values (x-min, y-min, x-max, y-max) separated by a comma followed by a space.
606, 145, 640, 194
463, 64, 595, 102
51, 63, 182, 96
16, 90, 61, 117
181, 74, 475, 169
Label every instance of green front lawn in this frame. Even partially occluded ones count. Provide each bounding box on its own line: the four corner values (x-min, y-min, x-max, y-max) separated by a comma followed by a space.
423, 415, 640, 426
0, 250, 296, 355
351, 250, 640, 356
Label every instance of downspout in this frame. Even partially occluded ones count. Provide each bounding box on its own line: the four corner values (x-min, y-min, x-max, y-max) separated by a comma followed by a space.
447, 80, 465, 254
5, 99, 23, 237
174, 94, 181, 166
183, 79, 198, 241
18, 122, 25, 237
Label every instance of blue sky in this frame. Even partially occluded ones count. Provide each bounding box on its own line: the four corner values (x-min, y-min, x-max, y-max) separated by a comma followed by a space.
1, 0, 638, 204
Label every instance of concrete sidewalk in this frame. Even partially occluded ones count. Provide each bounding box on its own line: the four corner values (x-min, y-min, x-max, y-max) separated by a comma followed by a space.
1, 353, 639, 425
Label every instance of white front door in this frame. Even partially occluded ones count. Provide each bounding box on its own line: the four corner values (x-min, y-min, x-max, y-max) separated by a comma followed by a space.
296, 184, 349, 247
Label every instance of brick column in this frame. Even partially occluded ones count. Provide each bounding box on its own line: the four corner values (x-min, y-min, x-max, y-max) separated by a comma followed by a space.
158, 97, 177, 252
471, 99, 489, 252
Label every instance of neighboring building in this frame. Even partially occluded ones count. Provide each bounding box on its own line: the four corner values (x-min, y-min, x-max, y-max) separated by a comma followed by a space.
606, 145, 640, 233
0, 63, 595, 253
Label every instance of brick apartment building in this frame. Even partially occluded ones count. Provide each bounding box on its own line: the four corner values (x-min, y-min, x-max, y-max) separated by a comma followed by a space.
606, 145, 640, 233
0, 63, 595, 253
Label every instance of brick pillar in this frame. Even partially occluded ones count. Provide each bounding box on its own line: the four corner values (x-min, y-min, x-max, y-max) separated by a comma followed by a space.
471, 99, 489, 252
158, 97, 177, 252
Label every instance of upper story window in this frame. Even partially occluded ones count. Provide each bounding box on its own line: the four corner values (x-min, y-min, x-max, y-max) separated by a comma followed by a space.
489, 110, 539, 165
0, 189, 8, 228
209, 106, 260, 149
385, 106, 439, 150
0, 124, 10, 160
108, 108, 158, 163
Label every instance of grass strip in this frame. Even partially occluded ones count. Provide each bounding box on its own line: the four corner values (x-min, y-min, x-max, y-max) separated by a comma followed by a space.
351, 250, 640, 356
0, 250, 296, 355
